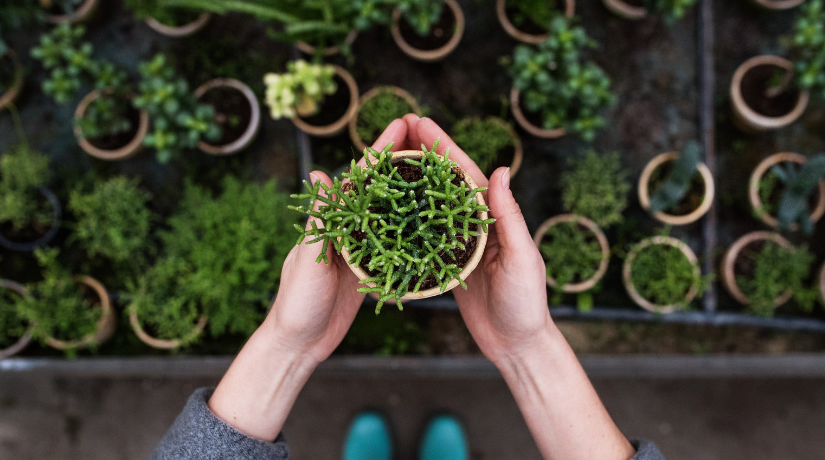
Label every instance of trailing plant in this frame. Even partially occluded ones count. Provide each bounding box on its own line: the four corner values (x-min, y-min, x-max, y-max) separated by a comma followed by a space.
133, 54, 221, 163
263, 60, 337, 119
759, 154, 825, 234
291, 140, 495, 313
790, 0, 825, 98
629, 238, 707, 309
507, 0, 565, 31
0, 281, 28, 348
397, 0, 443, 36
648, 141, 702, 214
509, 17, 615, 141
451, 118, 514, 173
561, 151, 630, 228
736, 241, 818, 317
0, 144, 53, 232
356, 89, 416, 144
0, 0, 43, 56
643, 0, 697, 25
539, 219, 604, 310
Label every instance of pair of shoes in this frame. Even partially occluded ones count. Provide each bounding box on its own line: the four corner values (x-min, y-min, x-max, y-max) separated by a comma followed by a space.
342, 411, 469, 460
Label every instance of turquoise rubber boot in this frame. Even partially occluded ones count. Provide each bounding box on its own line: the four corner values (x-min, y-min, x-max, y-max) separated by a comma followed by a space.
419, 415, 469, 460
342, 411, 393, 460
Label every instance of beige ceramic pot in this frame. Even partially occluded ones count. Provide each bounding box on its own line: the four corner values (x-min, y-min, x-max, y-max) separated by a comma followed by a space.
638, 152, 715, 226
0, 50, 24, 111
510, 87, 566, 139
533, 214, 610, 293
349, 86, 422, 151
339, 150, 489, 301
721, 231, 794, 308
623, 236, 701, 313
0, 280, 33, 360
602, 0, 648, 19
496, 0, 575, 43
751, 0, 806, 10
292, 65, 359, 138
129, 308, 208, 350
74, 88, 149, 161
455, 117, 523, 178
44, 0, 98, 23
195, 78, 261, 155
45, 276, 116, 351
391, 0, 465, 62
730, 56, 810, 132
748, 152, 825, 231
145, 12, 212, 37
296, 30, 359, 57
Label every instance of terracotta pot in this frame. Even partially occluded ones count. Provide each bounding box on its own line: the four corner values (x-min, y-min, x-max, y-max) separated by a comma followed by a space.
455, 117, 523, 178
391, 0, 465, 62
0, 50, 24, 111
638, 152, 715, 226
145, 12, 212, 37
44, 0, 99, 24
349, 86, 422, 151
339, 150, 489, 301
730, 56, 810, 132
296, 30, 359, 57
194, 78, 261, 155
748, 152, 825, 231
129, 308, 207, 350
74, 88, 149, 161
532, 214, 610, 293
496, 0, 575, 43
602, 0, 648, 19
623, 236, 701, 313
291, 65, 359, 138
0, 280, 33, 360
0, 187, 62, 252
510, 87, 566, 139
45, 276, 116, 351
751, 0, 806, 10
721, 231, 794, 308
819, 262, 825, 307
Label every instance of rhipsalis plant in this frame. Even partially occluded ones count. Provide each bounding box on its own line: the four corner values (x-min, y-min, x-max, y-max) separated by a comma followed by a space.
772, 154, 825, 234
291, 140, 495, 313
397, 0, 443, 36
790, 0, 825, 98
451, 118, 515, 174
648, 141, 703, 214
263, 60, 337, 119
736, 241, 817, 317
0, 145, 53, 232
643, 0, 697, 25
509, 17, 615, 141
561, 151, 630, 228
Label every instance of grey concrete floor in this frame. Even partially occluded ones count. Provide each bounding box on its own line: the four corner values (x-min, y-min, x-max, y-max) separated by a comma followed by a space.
1, 371, 825, 460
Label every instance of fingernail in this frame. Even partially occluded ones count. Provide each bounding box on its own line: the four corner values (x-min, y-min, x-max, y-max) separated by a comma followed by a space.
309, 172, 320, 185
413, 114, 420, 120
502, 168, 511, 190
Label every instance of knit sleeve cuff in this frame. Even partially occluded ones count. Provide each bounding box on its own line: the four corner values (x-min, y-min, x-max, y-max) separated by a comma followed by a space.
631, 438, 666, 460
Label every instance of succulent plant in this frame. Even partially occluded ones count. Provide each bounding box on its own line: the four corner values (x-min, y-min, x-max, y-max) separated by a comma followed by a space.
648, 141, 702, 214
263, 60, 337, 120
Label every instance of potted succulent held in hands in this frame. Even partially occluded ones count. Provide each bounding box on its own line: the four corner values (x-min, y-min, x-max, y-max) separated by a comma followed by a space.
349, 86, 421, 151
264, 60, 358, 137
496, 0, 575, 44
124, 0, 211, 37
721, 232, 818, 317
194, 78, 261, 155
0, 279, 33, 360
40, 0, 98, 24
602, 0, 696, 22
508, 17, 615, 140
391, 0, 465, 61
749, 153, 825, 233
451, 117, 522, 177
291, 141, 494, 312
561, 151, 631, 228
638, 141, 715, 226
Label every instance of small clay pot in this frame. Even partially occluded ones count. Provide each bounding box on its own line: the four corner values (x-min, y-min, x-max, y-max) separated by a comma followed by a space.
339, 150, 489, 301
751, 0, 806, 10
454, 117, 523, 178
532, 214, 610, 293
0, 50, 24, 111
296, 30, 359, 57
496, 0, 575, 43
0, 187, 62, 252
129, 308, 207, 350
44, 0, 99, 24
349, 86, 422, 151
623, 236, 701, 314
194, 78, 261, 155
74, 88, 149, 161
0, 280, 33, 360
45, 276, 116, 351
510, 87, 566, 139
602, 0, 648, 19
730, 56, 810, 132
748, 152, 825, 231
145, 12, 212, 37
292, 65, 359, 138
638, 152, 716, 226
391, 0, 465, 62
721, 231, 794, 308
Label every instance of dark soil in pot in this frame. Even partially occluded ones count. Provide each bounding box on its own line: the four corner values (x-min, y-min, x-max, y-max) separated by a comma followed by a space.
650, 161, 706, 215
740, 64, 801, 117
0, 195, 56, 244
199, 86, 252, 146
298, 74, 350, 127
398, 5, 456, 51
504, 0, 568, 35
0, 54, 16, 92
86, 104, 142, 151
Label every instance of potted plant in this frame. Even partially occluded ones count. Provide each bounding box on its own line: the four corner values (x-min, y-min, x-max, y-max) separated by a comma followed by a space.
638, 141, 715, 226
0, 49, 23, 111
291, 141, 494, 312
390, 0, 464, 62
623, 235, 705, 313
508, 17, 615, 140
749, 152, 825, 233
730, 1, 825, 131
17, 249, 116, 354
561, 151, 631, 228
40, 0, 98, 24
532, 214, 609, 311
750, 0, 807, 11
349, 86, 421, 151
451, 117, 522, 177
721, 231, 818, 317
193, 78, 261, 155
602, 0, 696, 22
0, 145, 62, 252
496, 0, 575, 44
0, 279, 33, 360
124, 0, 211, 37
264, 60, 359, 138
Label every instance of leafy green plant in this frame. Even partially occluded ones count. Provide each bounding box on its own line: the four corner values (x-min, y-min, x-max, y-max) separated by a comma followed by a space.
561, 151, 630, 228
507, 0, 565, 31
356, 89, 416, 144
509, 17, 615, 141
263, 60, 337, 119
397, 0, 443, 36
773, 154, 825, 234
643, 0, 697, 25
124, 0, 200, 25
0, 144, 53, 232
0, 0, 43, 56
133, 54, 221, 163
451, 118, 515, 173
629, 240, 705, 309
0, 282, 28, 349
790, 0, 825, 98
736, 241, 817, 317
648, 141, 702, 214
291, 140, 495, 312
540, 221, 603, 290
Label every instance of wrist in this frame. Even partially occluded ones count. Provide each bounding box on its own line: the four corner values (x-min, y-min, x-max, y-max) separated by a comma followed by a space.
492, 322, 567, 384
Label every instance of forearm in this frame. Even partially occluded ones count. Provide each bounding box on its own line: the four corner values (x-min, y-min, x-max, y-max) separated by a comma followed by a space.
496, 325, 635, 460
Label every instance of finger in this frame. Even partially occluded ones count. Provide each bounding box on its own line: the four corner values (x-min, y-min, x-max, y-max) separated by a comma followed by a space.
402, 113, 421, 150
303, 170, 337, 264
415, 117, 488, 188
372, 118, 408, 152
487, 167, 535, 258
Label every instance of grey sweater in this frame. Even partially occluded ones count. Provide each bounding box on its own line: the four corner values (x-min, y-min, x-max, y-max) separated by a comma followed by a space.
150, 388, 665, 460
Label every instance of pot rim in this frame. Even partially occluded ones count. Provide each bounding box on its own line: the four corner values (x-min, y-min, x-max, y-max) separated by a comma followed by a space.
129, 307, 208, 350
74, 88, 149, 161
296, 30, 359, 57
0, 187, 63, 252
391, 0, 465, 62
496, 0, 576, 43
532, 214, 610, 293
721, 231, 794, 307
45, 276, 116, 351
195, 78, 262, 155
509, 87, 566, 139
730, 55, 810, 131
752, 0, 806, 10
623, 236, 701, 313
349, 85, 422, 151
602, 0, 648, 19
638, 151, 716, 226
45, 0, 99, 24
748, 152, 825, 231
0, 49, 24, 111
145, 11, 212, 37
455, 116, 523, 178
292, 65, 360, 138
0, 279, 33, 360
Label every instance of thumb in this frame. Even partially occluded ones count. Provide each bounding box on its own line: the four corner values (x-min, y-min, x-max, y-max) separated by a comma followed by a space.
299, 170, 336, 265
487, 167, 534, 256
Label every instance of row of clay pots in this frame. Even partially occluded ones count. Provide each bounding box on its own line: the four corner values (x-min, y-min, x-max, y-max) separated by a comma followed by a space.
748, 152, 825, 231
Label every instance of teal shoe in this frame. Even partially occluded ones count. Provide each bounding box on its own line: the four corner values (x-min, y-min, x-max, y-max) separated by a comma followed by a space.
343, 411, 393, 460
419, 415, 469, 460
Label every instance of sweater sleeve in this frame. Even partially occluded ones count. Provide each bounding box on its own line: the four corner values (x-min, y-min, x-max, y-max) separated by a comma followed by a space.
631, 439, 666, 460
149, 387, 290, 460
